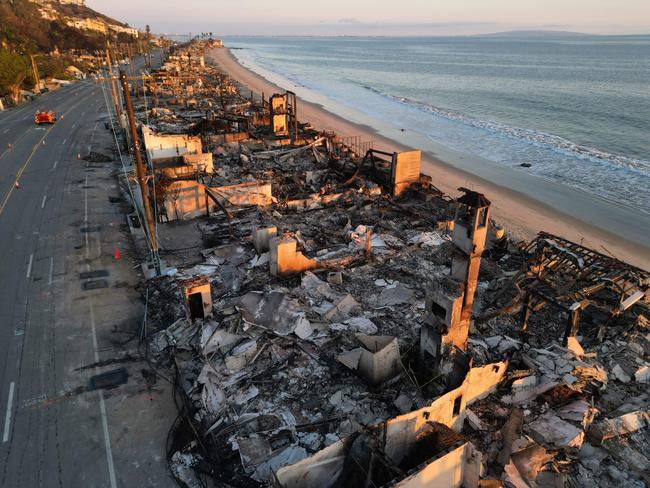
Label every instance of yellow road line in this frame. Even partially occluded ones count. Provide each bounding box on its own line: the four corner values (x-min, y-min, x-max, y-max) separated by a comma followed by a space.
0, 128, 52, 216
0, 130, 33, 161
0, 89, 96, 218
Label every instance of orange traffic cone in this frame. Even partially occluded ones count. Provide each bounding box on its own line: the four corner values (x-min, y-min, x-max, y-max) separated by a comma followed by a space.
114, 248, 120, 260
15, 181, 20, 189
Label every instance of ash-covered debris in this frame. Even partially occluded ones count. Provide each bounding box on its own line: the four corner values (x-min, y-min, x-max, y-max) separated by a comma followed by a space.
82, 151, 112, 162
126, 40, 650, 487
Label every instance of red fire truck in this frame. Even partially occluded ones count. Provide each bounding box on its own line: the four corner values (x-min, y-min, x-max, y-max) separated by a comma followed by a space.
34, 111, 57, 125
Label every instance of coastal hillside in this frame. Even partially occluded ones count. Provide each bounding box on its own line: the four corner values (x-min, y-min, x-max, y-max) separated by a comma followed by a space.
0, 0, 139, 53
0, 0, 147, 106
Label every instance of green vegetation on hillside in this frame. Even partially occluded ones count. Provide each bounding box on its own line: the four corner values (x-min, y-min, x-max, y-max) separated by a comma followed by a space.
0, 49, 30, 103
0, 0, 142, 103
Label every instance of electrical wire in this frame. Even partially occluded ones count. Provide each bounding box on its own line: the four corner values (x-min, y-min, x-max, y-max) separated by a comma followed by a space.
143, 74, 150, 126
99, 64, 153, 252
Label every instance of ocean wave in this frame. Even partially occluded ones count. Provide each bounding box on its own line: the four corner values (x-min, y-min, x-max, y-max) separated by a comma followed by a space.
233, 48, 650, 211
360, 85, 650, 176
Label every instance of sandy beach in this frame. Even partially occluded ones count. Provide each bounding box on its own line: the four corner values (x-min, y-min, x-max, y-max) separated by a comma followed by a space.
208, 47, 649, 270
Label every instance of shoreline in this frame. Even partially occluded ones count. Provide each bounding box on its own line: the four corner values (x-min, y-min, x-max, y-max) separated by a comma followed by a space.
208, 47, 650, 270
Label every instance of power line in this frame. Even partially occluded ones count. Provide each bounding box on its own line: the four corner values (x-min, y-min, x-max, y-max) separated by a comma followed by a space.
98, 65, 153, 252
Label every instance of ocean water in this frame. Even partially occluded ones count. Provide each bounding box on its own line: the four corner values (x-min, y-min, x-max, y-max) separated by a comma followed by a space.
224, 35, 650, 214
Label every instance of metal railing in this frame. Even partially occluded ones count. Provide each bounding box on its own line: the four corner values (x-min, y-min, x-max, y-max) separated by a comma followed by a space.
331, 135, 373, 160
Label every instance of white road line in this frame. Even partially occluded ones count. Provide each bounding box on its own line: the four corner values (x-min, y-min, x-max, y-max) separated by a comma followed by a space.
41, 195, 47, 209
26, 253, 33, 279
96, 230, 102, 257
90, 122, 98, 143
84, 174, 117, 488
62, 138, 67, 145
2, 382, 15, 443
84, 175, 89, 248
2, 128, 9, 135
48, 257, 54, 286
52, 160, 58, 170
71, 123, 77, 129
91, 302, 118, 488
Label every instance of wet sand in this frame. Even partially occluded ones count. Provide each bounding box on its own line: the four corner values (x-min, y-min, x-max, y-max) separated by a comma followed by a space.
208, 47, 650, 270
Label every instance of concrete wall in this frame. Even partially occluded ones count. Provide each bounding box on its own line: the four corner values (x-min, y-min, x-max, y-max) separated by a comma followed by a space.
272, 114, 288, 135
394, 442, 482, 488
392, 150, 422, 195
394, 444, 465, 488
338, 335, 402, 386
159, 165, 196, 180
271, 94, 287, 112
162, 181, 274, 222
464, 362, 508, 404
384, 361, 507, 462
275, 440, 349, 488
276, 362, 506, 487
356, 335, 402, 386
182, 278, 213, 319
451, 210, 489, 258
270, 237, 318, 277
142, 125, 202, 161
253, 227, 278, 254
163, 180, 207, 221
384, 389, 465, 464
209, 181, 273, 207
183, 152, 214, 173
426, 283, 464, 328
277, 439, 479, 488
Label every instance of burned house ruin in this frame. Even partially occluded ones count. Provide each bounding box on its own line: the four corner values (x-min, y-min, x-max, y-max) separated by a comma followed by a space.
110, 40, 650, 488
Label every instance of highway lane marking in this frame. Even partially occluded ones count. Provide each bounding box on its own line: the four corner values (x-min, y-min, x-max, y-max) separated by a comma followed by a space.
26, 253, 34, 279
41, 194, 47, 209
2, 128, 9, 135
0, 81, 91, 127
0, 129, 32, 161
0, 129, 53, 216
84, 173, 118, 488
0, 91, 95, 217
48, 257, 54, 286
62, 138, 67, 145
88, 304, 117, 488
52, 160, 58, 170
84, 175, 89, 247
2, 382, 15, 443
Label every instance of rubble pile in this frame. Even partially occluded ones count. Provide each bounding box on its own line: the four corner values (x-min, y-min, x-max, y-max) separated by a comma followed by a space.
125, 40, 649, 487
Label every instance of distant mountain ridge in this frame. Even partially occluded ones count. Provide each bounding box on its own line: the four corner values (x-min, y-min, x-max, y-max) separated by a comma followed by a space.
479, 30, 592, 38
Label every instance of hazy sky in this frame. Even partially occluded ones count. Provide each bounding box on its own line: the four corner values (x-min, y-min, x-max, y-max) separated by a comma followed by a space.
88, 0, 650, 36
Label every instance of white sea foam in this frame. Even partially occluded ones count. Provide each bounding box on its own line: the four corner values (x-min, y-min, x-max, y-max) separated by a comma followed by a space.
361, 85, 650, 176
232, 46, 650, 214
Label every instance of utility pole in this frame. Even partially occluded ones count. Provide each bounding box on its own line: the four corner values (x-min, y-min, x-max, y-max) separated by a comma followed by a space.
30, 55, 41, 94
145, 25, 152, 69
119, 71, 161, 275
106, 41, 122, 121
126, 43, 138, 97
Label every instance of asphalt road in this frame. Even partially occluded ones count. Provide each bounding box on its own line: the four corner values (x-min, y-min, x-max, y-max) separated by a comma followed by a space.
0, 55, 174, 487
